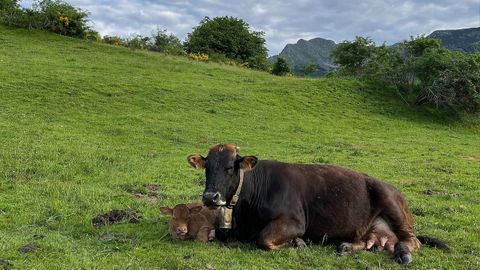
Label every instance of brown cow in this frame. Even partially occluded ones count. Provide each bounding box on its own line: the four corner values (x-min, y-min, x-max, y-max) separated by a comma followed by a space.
187, 144, 447, 265
160, 203, 218, 242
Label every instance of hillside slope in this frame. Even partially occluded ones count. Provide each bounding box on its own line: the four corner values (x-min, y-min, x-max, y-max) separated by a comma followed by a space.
0, 25, 479, 269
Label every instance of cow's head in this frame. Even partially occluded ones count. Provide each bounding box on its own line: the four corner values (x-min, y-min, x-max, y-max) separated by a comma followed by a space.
187, 144, 257, 208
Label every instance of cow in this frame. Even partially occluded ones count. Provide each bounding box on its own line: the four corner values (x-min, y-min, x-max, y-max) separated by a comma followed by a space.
160, 203, 217, 242
186, 144, 447, 265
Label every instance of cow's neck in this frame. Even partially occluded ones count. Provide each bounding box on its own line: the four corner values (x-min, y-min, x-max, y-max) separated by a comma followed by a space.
236, 163, 267, 209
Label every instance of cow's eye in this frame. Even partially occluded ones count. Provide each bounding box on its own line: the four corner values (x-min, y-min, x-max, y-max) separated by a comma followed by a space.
226, 167, 234, 175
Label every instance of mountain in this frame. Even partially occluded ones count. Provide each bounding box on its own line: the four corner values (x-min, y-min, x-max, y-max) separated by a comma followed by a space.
428, 27, 480, 53
268, 37, 337, 77
270, 27, 480, 78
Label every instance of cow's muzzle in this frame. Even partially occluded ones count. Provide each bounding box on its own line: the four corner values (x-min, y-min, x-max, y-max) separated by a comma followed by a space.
202, 192, 226, 207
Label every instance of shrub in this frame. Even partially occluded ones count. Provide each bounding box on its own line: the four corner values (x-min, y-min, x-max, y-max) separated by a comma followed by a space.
1, 0, 93, 38
188, 53, 209, 61
125, 34, 149, 50
150, 28, 184, 55
184, 16, 269, 70
331, 36, 376, 76
415, 53, 480, 113
272, 56, 290, 76
0, 0, 21, 26
31, 0, 91, 38
299, 63, 317, 77
102, 35, 125, 46
332, 35, 480, 114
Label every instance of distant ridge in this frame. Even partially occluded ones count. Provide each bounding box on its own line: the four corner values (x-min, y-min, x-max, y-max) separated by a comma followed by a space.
268, 37, 336, 77
428, 27, 480, 53
270, 27, 480, 77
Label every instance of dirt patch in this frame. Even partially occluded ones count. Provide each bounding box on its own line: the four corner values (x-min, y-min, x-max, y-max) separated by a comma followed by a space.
423, 189, 460, 197
462, 156, 479, 161
0, 259, 12, 270
131, 192, 159, 203
92, 210, 141, 227
123, 183, 161, 202
18, 243, 38, 254
144, 183, 160, 191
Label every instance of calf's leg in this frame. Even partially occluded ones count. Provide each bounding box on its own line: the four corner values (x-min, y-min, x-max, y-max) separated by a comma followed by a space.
257, 217, 305, 251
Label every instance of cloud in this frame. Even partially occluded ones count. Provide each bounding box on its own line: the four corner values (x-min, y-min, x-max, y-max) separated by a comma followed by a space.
19, 0, 480, 55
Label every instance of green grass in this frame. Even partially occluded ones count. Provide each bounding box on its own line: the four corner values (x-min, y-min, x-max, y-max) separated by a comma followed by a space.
0, 25, 479, 269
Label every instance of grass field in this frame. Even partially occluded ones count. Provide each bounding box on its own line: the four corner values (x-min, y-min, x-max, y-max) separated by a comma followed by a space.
0, 25, 479, 269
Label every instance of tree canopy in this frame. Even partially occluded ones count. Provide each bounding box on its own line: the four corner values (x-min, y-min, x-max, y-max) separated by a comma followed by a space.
184, 16, 269, 70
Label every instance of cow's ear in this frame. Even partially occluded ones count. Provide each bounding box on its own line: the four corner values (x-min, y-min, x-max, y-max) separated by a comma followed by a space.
187, 153, 205, 170
239, 156, 258, 171
189, 205, 203, 214
160, 207, 173, 216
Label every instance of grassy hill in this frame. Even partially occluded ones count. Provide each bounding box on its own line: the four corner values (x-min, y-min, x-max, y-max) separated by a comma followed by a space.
0, 25, 479, 269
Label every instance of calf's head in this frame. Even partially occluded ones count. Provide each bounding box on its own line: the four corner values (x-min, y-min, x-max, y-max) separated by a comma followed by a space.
187, 144, 257, 208
160, 203, 203, 239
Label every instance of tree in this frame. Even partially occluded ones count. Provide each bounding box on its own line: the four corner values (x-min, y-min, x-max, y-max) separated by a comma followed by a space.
150, 28, 184, 55
32, 0, 91, 38
184, 16, 269, 70
331, 36, 377, 75
272, 56, 290, 76
0, 0, 21, 25
299, 63, 317, 76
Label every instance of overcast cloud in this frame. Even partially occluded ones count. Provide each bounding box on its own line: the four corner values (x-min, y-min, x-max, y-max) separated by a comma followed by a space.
20, 0, 480, 55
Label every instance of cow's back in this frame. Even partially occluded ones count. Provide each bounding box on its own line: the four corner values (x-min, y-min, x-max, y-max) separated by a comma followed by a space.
243, 161, 377, 242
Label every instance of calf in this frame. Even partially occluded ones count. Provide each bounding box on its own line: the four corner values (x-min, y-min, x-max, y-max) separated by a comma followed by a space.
160, 203, 217, 243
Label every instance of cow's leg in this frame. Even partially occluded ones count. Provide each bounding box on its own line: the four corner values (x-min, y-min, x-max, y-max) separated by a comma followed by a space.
376, 190, 421, 265
257, 217, 305, 251
337, 241, 366, 254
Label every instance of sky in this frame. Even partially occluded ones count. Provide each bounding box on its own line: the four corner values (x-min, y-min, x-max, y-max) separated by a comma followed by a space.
20, 0, 480, 56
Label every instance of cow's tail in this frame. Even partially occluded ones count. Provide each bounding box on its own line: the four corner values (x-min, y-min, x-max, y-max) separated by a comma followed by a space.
417, 235, 449, 251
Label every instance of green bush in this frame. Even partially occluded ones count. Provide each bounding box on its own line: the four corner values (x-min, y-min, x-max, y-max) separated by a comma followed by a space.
125, 34, 149, 50
332, 35, 480, 113
415, 52, 480, 113
184, 16, 269, 70
331, 36, 376, 76
272, 56, 290, 76
0, 0, 21, 26
0, 0, 94, 38
150, 28, 184, 55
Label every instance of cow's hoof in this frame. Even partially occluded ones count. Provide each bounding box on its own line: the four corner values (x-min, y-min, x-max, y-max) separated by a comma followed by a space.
394, 253, 412, 265
293, 237, 307, 248
394, 242, 413, 265
208, 229, 215, 241
337, 243, 353, 255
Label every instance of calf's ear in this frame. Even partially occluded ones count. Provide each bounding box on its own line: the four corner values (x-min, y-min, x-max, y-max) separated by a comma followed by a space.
160, 207, 173, 216
187, 153, 206, 170
189, 205, 203, 214
239, 156, 258, 171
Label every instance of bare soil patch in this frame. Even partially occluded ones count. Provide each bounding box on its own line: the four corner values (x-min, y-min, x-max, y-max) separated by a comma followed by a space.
92, 210, 141, 227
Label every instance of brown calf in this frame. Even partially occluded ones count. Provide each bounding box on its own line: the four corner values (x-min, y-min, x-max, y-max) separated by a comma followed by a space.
160, 203, 217, 242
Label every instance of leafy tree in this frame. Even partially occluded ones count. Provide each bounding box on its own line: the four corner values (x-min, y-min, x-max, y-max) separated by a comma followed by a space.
0, 0, 21, 25
272, 56, 290, 76
299, 63, 317, 76
331, 36, 376, 75
150, 28, 184, 55
126, 34, 149, 50
184, 16, 269, 70
31, 0, 92, 38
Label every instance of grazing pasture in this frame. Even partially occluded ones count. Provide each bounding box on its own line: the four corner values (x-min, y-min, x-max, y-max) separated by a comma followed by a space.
0, 25, 479, 269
